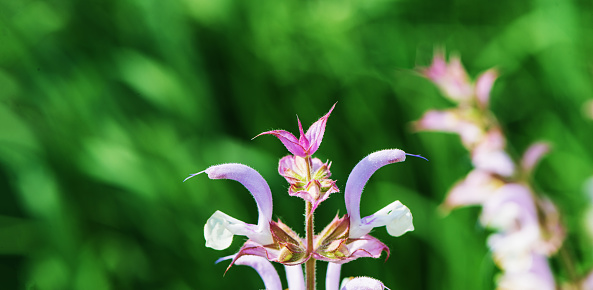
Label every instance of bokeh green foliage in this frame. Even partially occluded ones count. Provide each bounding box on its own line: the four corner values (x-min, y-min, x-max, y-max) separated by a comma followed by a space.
1, 0, 593, 289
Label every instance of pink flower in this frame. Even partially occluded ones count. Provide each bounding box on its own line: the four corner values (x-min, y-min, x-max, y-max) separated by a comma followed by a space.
420, 51, 474, 103
278, 155, 339, 213
254, 103, 336, 157
414, 109, 484, 147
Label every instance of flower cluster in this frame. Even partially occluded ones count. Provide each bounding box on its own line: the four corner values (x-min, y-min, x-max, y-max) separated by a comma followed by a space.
414, 51, 565, 289
186, 104, 422, 289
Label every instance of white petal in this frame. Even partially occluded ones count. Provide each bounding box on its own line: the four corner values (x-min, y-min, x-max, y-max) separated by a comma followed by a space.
204, 210, 273, 250
193, 163, 275, 249
204, 211, 237, 250
352, 201, 414, 238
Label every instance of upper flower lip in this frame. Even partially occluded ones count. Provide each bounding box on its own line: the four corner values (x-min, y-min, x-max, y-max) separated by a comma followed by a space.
344, 149, 417, 239
253, 103, 336, 157
185, 163, 275, 250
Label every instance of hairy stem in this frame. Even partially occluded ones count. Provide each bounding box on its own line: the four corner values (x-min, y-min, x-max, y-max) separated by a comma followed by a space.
305, 156, 316, 290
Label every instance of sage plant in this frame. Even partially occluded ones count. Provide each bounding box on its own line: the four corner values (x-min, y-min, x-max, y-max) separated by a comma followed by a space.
414, 51, 565, 289
186, 104, 424, 289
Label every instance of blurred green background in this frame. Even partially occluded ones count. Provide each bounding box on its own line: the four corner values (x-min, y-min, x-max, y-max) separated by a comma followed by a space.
1, 0, 593, 289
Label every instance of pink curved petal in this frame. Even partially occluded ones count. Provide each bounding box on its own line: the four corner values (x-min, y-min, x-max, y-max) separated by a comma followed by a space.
520, 142, 550, 175
216, 255, 283, 290
444, 170, 503, 209
304, 103, 336, 155
254, 130, 306, 157
344, 149, 407, 238
475, 69, 498, 108
472, 130, 515, 177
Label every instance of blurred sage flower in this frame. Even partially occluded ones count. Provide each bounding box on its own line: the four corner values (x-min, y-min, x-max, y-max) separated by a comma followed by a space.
496, 254, 555, 290
414, 50, 565, 289
420, 51, 474, 103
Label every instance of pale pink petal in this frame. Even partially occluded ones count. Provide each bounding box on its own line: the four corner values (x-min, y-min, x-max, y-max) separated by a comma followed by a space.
444, 170, 503, 209
421, 50, 447, 81
421, 52, 473, 103
187, 164, 274, 248
414, 109, 484, 147
440, 56, 474, 102
475, 69, 498, 108
326, 262, 342, 290
481, 183, 538, 230
472, 148, 515, 177
344, 149, 408, 238
472, 130, 515, 177
341, 276, 389, 290
481, 184, 544, 272
304, 103, 336, 155
414, 109, 461, 132
520, 142, 550, 175
285, 264, 305, 290
254, 130, 307, 157
496, 254, 554, 290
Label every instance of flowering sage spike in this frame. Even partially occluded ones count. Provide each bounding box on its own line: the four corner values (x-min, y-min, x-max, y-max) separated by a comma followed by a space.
254, 103, 336, 157
345, 149, 415, 239
185, 163, 274, 250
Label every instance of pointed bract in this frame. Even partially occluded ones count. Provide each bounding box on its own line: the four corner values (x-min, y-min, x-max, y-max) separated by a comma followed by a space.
255, 103, 336, 157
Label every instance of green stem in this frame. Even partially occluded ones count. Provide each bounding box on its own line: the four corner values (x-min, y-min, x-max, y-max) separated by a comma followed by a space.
304, 156, 316, 290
